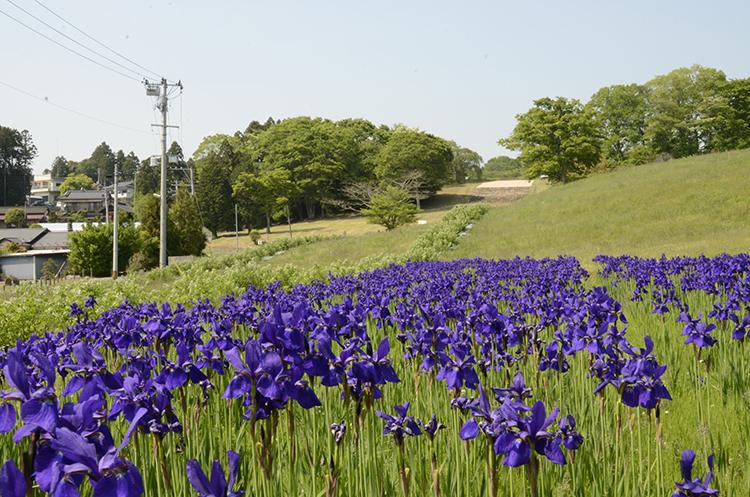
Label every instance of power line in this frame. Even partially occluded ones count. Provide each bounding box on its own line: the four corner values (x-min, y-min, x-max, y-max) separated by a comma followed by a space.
0, 79, 151, 134
0, 5, 139, 82
31, 0, 163, 81
5, 0, 152, 81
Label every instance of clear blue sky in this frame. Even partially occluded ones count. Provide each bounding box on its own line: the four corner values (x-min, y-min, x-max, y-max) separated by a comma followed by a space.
3, 0, 749, 176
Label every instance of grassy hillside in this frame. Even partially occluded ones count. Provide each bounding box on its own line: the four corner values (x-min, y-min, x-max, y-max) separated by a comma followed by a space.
447, 149, 750, 269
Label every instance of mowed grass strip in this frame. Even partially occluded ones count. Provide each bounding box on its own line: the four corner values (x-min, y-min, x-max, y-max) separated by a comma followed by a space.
447, 149, 750, 269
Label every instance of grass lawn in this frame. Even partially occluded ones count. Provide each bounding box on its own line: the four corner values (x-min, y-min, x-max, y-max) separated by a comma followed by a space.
207, 183, 482, 264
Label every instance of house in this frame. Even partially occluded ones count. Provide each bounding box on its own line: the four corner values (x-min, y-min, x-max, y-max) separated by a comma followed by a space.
57, 189, 133, 221
31, 174, 66, 204
0, 228, 71, 281
0, 206, 49, 229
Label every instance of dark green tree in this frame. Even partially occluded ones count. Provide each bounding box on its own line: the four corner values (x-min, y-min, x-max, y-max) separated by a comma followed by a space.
499, 97, 601, 184
234, 168, 296, 234
50, 156, 71, 177
135, 158, 160, 195
362, 186, 420, 231
169, 188, 206, 256
116, 150, 140, 182
194, 138, 235, 238
0, 126, 36, 206
74, 142, 116, 183
644, 65, 730, 157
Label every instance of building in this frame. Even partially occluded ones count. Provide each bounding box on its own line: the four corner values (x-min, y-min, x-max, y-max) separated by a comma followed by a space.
31, 174, 66, 204
0, 206, 49, 229
57, 189, 134, 221
0, 228, 71, 281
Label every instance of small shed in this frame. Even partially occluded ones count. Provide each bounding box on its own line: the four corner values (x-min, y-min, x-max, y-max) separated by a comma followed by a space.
0, 249, 70, 281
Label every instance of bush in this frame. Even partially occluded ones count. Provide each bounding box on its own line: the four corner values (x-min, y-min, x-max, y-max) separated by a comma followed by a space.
67, 221, 141, 277
249, 230, 262, 244
362, 186, 420, 231
4, 208, 26, 228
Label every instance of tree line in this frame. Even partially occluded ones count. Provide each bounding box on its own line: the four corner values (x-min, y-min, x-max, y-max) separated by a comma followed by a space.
501, 65, 750, 184
191, 117, 482, 237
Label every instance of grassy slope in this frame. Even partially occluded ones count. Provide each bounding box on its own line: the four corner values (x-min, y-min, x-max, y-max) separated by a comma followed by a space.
250, 183, 481, 269
447, 149, 750, 270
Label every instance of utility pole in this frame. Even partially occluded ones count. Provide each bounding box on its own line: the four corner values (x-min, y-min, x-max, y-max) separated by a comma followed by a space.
145, 78, 182, 269
112, 160, 118, 279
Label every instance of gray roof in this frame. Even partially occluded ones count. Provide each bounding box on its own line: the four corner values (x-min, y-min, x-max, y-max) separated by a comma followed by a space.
0, 228, 47, 245
59, 190, 106, 201
32, 231, 70, 249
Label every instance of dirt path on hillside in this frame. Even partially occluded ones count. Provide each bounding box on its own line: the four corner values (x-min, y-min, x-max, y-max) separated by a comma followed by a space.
472, 179, 533, 203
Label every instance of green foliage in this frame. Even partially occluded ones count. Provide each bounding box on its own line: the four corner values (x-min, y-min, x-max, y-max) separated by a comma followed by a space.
169, 188, 206, 256
59, 173, 94, 196
234, 168, 296, 234
644, 65, 730, 158
450, 142, 483, 182
374, 128, 453, 197
0, 241, 25, 254
41, 258, 58, 279
48, 211, 60, 223
69, 210, 88, 223
362, 186, 420, 231
74, 142, 115, 182
50, 156, 70, 177
195, 138, 235, 238
67, 221, 141, 277
587, 83, 650, 166
4, 207, 26, 228
249, 230, 261, 244
499, 96, 602, 184
0, 126, 36, 206
484, 156, 524, 178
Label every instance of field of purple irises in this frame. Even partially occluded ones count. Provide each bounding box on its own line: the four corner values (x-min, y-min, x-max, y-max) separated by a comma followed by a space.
0, 252, 748, 496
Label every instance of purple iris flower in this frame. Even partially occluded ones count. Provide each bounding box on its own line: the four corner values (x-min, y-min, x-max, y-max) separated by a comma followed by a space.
435, 346, 480, 391
186, 450, 244, 497
494, 400, 566, 467
418, 413, 446, 442
376, 402, 422, 443
730, 313, 750, 340
673, 450, 718, 496
0, 460, 26, 497
555, 415, 584, 450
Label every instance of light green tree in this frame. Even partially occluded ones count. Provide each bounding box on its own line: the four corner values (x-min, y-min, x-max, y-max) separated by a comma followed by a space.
4, 208, 26, 228
587, 84, 650, 165
362, 186, 420, 231
449, 142, 483, 183
67, 220, 141, 277
644, 65, 730, 157
59, 174, 94, 195
499, 97, 601, 184
374, 128, 453, 198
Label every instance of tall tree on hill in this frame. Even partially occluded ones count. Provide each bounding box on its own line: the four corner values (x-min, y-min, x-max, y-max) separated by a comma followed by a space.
374, 127, 453, 199
50, 156, 71, 178
194, 137, 235, 238
116, 150, 140, 182
499, 97, 601, 185
75, 142, 116, 184
253, 117, 355, 220
587, 84, 650, 165
644, 65, 731, 158
0, 126, 36, 206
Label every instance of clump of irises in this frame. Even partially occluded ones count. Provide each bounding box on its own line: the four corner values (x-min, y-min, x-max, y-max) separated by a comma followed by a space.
458, 374, 583, 497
